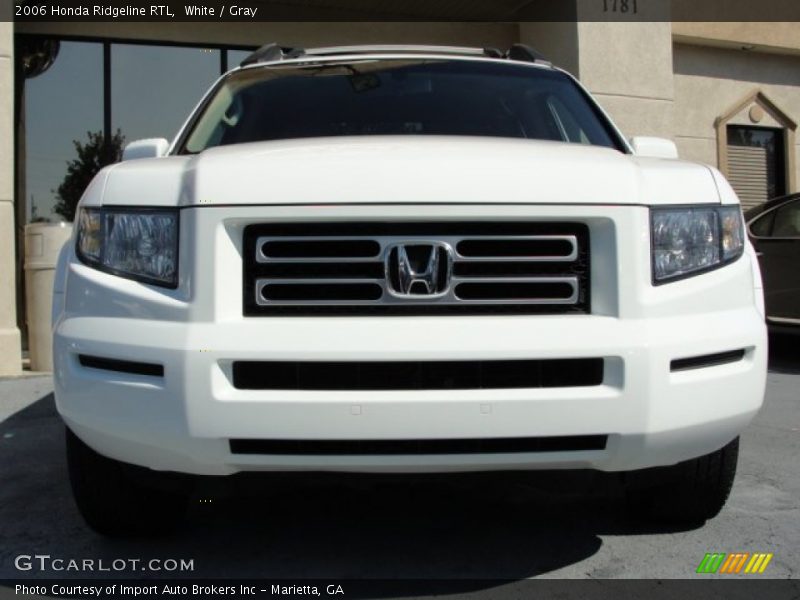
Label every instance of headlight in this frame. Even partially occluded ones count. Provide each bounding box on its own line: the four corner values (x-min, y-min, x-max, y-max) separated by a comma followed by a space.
76, 207, 178, 288
651, 205, 744, 284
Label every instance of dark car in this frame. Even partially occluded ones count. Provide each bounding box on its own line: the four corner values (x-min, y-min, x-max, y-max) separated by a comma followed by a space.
746, 192, 800, 328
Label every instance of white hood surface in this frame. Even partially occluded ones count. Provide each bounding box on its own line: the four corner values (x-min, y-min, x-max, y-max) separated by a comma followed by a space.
97, 136, 722, 208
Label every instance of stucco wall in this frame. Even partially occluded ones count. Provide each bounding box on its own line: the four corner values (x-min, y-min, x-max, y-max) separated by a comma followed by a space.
672, 21, 800, 56
673, 42, 800, 191
575, 21, 675, 141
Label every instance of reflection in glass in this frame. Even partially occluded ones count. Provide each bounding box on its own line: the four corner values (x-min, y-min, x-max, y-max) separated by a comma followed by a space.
25, 41, 102, 222
112, 44, 221, 143
227, 50, 255, 71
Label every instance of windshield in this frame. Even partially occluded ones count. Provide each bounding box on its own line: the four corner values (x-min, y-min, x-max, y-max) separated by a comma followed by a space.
180, 59, 625, 154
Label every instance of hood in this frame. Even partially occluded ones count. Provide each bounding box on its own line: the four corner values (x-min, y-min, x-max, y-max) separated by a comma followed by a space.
97, 136, 721, 208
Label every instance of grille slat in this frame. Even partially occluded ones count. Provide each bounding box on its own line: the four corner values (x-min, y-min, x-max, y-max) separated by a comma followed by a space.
244, 223, 590, 316
454, 279, 578, 302
257, 238, 382, 262
255, 262, 384, 279
455, 236, 578, 261
260, 282, 384, 302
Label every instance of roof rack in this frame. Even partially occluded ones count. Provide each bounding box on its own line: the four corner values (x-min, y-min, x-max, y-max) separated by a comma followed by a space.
505, 43, 550, 65
239, 43, 303, 67
239, 43, 550, 68
305, 45, 495, 57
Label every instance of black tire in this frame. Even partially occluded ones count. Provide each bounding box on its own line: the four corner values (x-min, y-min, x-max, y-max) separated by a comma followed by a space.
66, 427, 189, 537
625, 437, 739, 524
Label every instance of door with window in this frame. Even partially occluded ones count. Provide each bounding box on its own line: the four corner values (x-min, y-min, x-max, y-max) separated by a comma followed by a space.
727, 125, 786, 211
749, 196, 800, 321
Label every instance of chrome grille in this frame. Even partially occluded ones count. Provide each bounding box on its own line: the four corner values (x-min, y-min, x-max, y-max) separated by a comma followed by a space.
243, 223, 590, 315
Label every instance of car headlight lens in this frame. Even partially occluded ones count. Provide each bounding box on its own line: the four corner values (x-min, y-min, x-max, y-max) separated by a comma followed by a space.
76, 207, 178, 288
651, 205, 744, 283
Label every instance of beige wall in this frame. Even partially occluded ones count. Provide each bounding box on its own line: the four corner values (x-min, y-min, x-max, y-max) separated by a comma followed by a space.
0, 6, 22, 375
574, 21, 675, 140
673, 42, 800, 190
672, 22, 800, 57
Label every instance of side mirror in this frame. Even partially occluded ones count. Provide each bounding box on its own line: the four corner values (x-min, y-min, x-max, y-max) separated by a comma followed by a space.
122, 138, 170, 161
630, 136, 679, 159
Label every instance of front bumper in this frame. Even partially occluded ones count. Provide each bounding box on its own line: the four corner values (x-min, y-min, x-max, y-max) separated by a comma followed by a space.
55, 308, 765, 475
54, 204, 767, 476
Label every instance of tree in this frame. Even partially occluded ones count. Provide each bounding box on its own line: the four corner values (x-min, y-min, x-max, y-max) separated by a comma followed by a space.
54, 130, 125, 222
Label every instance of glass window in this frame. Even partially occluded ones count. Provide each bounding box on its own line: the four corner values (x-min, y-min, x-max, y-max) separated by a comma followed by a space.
181, 60, 624, 153
227, 49, 255, 71
771, 200, 800, 238
25, 41, 103, 222
112, 44, 221, 144
749, 210, 775, 237
547, 95, 591, 144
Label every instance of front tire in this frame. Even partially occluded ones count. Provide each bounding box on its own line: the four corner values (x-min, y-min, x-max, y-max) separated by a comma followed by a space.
66, 427, 189, 537
625, 437, 739, 524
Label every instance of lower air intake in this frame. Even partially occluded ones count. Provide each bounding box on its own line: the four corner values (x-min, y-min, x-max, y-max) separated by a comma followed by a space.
231, 358, 604, 390
229, 436, 609, 455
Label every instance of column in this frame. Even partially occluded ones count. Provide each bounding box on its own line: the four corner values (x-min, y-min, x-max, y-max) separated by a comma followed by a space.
0, 12, 23, 376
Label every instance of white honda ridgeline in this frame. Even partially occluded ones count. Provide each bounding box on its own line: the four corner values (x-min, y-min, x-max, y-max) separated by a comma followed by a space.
53, 44, 767, 536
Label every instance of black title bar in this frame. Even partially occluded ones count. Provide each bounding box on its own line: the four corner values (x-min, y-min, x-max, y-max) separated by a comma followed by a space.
8, 0, 800, 22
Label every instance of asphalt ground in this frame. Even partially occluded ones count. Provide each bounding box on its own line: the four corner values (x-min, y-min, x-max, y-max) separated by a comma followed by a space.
0, 334, 798, 584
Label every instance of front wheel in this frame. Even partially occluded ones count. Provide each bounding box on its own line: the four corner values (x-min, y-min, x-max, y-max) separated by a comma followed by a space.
625, 437, 739, 524
66, 427, 189, 537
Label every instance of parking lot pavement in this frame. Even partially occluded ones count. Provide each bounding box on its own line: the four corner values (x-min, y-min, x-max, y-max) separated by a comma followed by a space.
0, 336, 798, 582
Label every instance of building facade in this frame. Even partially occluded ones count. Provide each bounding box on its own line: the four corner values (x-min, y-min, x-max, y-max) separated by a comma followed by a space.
1, 5, 799, 374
